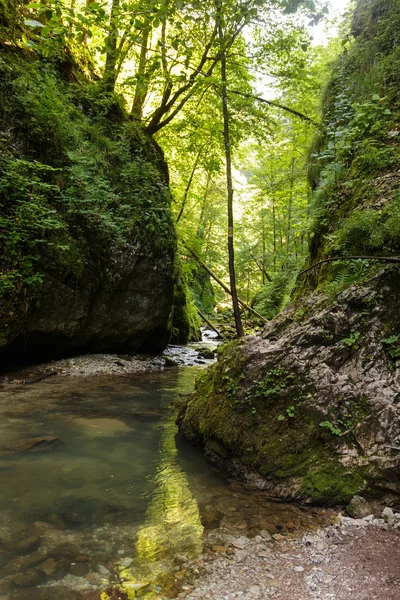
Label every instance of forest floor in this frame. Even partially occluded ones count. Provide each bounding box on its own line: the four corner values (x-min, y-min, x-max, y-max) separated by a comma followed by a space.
171, 519, 400, 600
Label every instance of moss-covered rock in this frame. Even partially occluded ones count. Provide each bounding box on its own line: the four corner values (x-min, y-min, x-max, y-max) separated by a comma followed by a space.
179, 270, 400, 504
0, 48, 191, 362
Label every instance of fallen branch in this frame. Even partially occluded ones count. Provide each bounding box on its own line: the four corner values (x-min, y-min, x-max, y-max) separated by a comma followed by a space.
23, 371, 57, 385
197, 308, 225, 339
182, 240, 268, 324
299, 255, 400, 276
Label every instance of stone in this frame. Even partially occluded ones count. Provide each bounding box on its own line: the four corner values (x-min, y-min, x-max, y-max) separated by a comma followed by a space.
346, 496, 375, 519
3, 437, 59, 453
13, 569, 44, 587
33, 521, 55, 533
259, 530, 272, 541
4, 537, 40, 554
0, 549, 12, 568
249, 585, 261, 595
234, 550, 247, 563
37, 559, 57, 576
3, 551, 44, 574
69, 561, 89, 577
96, 565, 110, 576
232, 537, 248, 549
294, 566, 305, 573
382, 507, 395, 524
119, 557, 133, 568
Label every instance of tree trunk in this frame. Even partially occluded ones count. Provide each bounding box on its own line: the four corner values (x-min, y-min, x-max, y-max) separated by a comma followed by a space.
176, 146, 204, 223
215, 0, 244, 338
286, 156, 295, 268
131, 25, 151, 118
102, 0, 120, 93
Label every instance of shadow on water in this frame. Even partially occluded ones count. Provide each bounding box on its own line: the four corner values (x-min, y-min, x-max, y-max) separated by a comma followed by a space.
0, 362, 331, 600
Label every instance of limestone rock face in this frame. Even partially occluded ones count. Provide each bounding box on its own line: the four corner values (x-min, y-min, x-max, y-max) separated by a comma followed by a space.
178, 270, 400, 505
5, 240, 175, 361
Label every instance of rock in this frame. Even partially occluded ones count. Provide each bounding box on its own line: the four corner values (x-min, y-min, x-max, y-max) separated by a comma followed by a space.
249, 585, 261, 595
212, 546, 227, 553
3, 437, 59, 453
346, 495, 375, 519
259, 530, 272, 541
13, 569, 44, 587
52, 558, 71, 580
201, 510, 223, 529
0, 549, 12, 568
294, 566, 305, 573
0, 575, 14, 594
3, 537, 40, 554
234, 550, 247, 563
382, 507, 395, 524
37, 559, 57, 577
11, 587, 81, 600
119, 557, 133, 568
3, 551, 44, 574
197, 348, 215, 360
33, 521, 55, 533
232, 537, 249, 549
96, 564, 110, 576
69, 561, 89, 576
163, 355, 180, 367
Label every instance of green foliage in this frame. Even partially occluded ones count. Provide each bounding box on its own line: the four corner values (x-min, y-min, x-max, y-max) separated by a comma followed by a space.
340, 330, 361, 348
382, 334, 400, 360
319, 420, 342, 436
307, 0, 400, 293
278, 405, 296, 421
252, 272, 294, 320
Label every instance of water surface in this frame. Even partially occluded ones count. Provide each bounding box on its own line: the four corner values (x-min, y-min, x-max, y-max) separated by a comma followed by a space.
0, 363, 330, 599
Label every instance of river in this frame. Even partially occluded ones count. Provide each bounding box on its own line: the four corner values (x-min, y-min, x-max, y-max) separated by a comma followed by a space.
0, 344, 330, 600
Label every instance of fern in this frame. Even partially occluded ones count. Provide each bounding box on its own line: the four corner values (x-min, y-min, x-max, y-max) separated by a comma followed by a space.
324, 260, 367, 299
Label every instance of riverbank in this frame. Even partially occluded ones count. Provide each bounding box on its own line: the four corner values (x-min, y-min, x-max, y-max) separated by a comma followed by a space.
170, 512, 400, 600
0, 340, 217, 384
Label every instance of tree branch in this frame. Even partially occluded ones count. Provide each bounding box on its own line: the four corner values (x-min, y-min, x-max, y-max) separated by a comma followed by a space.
228, 89, 319, 126
299, 256, 400, 276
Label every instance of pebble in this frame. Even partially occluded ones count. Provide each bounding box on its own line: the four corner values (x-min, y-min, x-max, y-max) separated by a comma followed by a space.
96, 564, 110, 575
294, 566, 305, 573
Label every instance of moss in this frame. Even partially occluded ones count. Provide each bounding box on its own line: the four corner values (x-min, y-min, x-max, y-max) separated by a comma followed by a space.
301, 465, 366, 505
169, 258, 201, 343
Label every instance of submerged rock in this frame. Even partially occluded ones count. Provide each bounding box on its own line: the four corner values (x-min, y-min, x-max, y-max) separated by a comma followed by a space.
3, 437, 59, 453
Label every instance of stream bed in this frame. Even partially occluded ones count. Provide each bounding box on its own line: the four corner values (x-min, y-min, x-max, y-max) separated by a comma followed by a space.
0, 354, 331, 600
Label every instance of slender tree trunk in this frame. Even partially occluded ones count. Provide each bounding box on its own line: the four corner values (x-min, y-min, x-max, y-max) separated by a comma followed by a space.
286, 156, 295, 269
103, 0, 120, 92
215, 0, 244, 338
131, 26, 151, 118
272, 196, 277, 272
196, 173, 211, 238
176, 146, 204, 223
261, 209, 266, 285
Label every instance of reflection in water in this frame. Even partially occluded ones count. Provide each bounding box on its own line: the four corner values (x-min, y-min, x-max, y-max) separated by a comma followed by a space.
135, 407, 203, 579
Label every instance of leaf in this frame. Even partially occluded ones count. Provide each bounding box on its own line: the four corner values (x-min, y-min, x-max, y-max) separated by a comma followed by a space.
24, 19, 45, 28
277, 414, 285, 421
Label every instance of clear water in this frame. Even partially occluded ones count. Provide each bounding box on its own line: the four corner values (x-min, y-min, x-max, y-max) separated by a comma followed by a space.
0, 364, 330, 600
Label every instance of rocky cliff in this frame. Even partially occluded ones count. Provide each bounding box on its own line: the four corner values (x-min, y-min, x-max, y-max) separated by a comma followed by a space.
0, 47, 194, 364
178, 0, 400, 506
